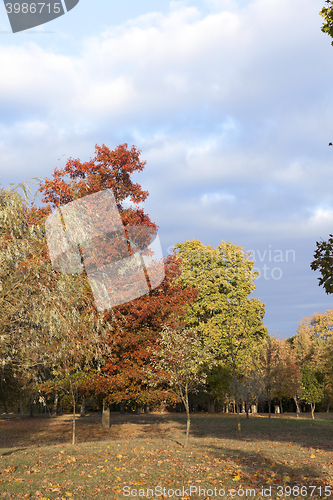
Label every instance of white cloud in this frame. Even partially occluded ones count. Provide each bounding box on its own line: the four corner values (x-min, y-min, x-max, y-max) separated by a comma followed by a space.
0, 0, 329, 134
0, 0, 333, 338
308, 207, 333, 230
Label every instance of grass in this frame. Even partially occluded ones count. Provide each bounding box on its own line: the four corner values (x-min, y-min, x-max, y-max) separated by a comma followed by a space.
0, 412, 332, 499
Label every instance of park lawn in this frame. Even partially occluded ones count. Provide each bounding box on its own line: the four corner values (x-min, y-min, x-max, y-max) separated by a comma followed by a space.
0, 412, 332, 499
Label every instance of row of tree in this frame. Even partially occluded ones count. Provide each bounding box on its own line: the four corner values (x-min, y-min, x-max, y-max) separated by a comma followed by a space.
0, 144, 332, 447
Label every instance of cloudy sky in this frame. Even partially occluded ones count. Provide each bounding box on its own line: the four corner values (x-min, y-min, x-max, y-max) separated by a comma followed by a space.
0, 0, 333, 338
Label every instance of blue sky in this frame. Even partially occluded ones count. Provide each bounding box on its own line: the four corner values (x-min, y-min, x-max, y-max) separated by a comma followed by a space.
0, 0, 333, 338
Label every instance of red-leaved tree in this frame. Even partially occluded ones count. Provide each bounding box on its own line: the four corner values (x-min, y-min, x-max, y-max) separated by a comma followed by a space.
38, 143, 198, 411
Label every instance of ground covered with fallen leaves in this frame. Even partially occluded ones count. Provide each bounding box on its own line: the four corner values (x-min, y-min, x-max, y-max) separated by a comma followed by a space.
0, 412, 332, 499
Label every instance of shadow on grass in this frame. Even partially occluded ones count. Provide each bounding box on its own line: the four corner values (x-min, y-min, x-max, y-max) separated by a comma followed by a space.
0, 414, 331, 499
206, 442, 329, 488
1, 448, 27, 456
0, 412, 333, 453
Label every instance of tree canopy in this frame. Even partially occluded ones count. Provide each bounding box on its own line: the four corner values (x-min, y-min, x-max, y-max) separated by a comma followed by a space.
174, 239, 267, 358
39, 144, 198, 411
320, 0, 333, 45
310, 235, 333, 294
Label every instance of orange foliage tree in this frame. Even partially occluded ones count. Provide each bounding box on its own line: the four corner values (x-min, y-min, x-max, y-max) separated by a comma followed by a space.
38, 143, 197, 411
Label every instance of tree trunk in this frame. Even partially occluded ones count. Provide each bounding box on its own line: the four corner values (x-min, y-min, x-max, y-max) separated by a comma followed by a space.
268, 393, 271, 437
54, 393, 59, 416
80, 396, 85, 417
279, 400, 283, 414
208, 396, 215, 413
183, 385, 191, 449
236, 400, 242, 439
69, 379, 76, 445
30, 394, 34, 417
72, 400, 76, 445
102, 402, 111, 428
226, 303, 242, 439
184, 407, 190, 449
311, 402, 315, 420
294, 396, 300, 418
160, 401, 167, 413
326, 403, 330, 413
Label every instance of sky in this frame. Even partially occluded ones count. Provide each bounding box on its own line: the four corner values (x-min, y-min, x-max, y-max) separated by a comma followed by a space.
0, 0, 333, 338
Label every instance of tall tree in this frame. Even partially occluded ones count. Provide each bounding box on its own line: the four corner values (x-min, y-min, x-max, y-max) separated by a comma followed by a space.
39, 144, 198, 411
294, 310, 333, 414
300, 365, 324, 419
174, 240, 268, 437
0, 183, 50, 413
273, 341, 302, 416
0, 180, 113, 438
223, 297, 267, 437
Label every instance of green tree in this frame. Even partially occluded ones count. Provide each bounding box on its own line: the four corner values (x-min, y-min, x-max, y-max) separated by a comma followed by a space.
223, 298, 267, 437
174, 240, 268, 437
300, 365, 324, 419
206, 365, 232, 413
294, 310, 333, 413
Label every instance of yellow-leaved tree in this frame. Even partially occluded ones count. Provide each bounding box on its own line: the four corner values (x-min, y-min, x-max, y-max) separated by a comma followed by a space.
174, 240, 268, 438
